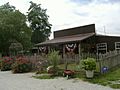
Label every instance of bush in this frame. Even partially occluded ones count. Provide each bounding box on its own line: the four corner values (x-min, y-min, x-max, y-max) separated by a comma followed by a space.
48, 50, 60, 75
81, 58, 96, 71
1, 57, 14, 71
11, 56, 32, 73
0, 58, 2, 69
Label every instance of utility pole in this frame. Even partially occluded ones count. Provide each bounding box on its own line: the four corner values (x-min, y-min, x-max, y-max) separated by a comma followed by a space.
104, 26, 106, 35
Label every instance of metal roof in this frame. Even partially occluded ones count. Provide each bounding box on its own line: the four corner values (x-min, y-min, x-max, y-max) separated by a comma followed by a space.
36, 33, 95, 46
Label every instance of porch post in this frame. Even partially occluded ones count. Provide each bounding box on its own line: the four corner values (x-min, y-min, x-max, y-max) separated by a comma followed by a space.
37, 46, 39, 55
78, 42, 81, 60
48, 46, 50, 53
63, 45, 65, 58
63, 44, 68, 70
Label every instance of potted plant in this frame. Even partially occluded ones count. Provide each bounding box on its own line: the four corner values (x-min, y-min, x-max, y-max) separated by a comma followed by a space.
82, 58, 96, 78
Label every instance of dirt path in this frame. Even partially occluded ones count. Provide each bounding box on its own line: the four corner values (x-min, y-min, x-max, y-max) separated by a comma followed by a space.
0, 71, 119, 90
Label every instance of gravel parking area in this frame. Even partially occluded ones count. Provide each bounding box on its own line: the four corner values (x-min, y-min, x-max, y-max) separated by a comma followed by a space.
0, 71, 119, 90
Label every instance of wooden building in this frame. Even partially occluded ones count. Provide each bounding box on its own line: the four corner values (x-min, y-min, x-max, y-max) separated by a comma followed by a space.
35, 24, 120, 58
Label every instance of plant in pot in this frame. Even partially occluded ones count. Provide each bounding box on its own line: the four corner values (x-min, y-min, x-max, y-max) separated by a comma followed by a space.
81, 58, 96, 78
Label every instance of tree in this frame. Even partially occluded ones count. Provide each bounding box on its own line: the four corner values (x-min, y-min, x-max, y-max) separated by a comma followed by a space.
0, 3, 32, 56
27, 1, 52, 44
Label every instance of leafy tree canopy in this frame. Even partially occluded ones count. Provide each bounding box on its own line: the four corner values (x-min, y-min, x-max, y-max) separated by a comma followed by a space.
27, 1, 52, 44
0, 3, 32, 55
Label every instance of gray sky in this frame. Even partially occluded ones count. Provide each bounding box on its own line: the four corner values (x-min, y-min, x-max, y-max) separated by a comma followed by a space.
0, 0, 120, 39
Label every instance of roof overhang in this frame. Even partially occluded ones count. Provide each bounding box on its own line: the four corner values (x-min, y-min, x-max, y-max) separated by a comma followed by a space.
36, 33, 95, 46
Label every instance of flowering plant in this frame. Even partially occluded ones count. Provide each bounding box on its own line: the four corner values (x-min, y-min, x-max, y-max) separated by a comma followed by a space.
12, 56, 32, 73
0, 58, 2, 69
1, 56, 14, 71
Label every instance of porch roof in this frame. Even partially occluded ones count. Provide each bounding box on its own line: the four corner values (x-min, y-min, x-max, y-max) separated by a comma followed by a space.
36, 33, 95, 46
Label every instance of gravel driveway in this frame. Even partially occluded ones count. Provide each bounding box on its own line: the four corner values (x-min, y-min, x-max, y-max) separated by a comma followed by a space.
0, 71, 119, 90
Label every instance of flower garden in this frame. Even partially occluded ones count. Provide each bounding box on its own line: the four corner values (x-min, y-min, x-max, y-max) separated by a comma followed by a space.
0, 56, 32, 73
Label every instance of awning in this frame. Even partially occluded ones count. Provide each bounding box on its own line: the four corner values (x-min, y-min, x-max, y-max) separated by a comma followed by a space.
36, 33, 95, 46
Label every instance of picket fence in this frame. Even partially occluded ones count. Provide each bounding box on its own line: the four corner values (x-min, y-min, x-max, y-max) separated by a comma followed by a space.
26, 50, 120, 73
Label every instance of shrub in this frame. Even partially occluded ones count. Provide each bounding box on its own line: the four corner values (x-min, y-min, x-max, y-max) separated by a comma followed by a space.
48, 50, 60, 75
1, 57, 14, 71
0, 58, 2, 69
81, 58, 96, 71
11, 56, 32, 73
0, 53, 2, 69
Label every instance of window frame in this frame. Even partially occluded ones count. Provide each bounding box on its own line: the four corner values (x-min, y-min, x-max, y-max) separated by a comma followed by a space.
115, 42, 120, 50
96, 43, 107, 54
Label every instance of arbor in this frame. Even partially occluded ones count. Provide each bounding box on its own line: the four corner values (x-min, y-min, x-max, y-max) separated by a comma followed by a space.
0, 3, 32, 55
27, 1, 52, 44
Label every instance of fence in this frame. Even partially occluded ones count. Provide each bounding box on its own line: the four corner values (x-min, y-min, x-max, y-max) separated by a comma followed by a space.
61, 51, 120, 73
97, 51, 120, 73
61, 54, 79, 64
25, 55, 48, 70
25, 50, 120, 73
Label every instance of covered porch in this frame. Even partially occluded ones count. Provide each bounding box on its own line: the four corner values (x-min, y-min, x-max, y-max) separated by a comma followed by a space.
35, 33, 96, 62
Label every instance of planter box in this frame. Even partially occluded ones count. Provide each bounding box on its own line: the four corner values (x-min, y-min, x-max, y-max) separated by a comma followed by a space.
86, 70, 94, 78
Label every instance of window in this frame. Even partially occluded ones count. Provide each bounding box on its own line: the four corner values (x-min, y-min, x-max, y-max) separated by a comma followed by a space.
97, 43, 107, 54
115, 42, 120, 50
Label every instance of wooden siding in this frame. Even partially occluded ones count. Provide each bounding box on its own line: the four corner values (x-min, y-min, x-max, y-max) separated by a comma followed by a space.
54, 24, 95, 38
96, 36, 120, 51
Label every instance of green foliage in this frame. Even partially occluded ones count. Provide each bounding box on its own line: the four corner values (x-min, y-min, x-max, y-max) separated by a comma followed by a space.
1, 57, 14, 71
48, 50, 60, 75
58, 64, 80, 71
11, 57, 32, 73
33, 74, 54, 79
0, 2, 15, 12
0, 58, 2, 69
36, 70, 47, 74
110, 84, 120, 89
27, 1, 52, 44
83, 67, 120, 89
81, 58, 96, 71
48, 50, 60, 68
0, 3, 32, 55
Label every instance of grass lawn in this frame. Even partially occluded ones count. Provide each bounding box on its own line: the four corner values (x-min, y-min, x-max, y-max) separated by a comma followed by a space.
58, 63, 120, 89
82, 67, 120, 89
33, 74, 55, 79
58, 62, 100, 72
58, 63, 80, 71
